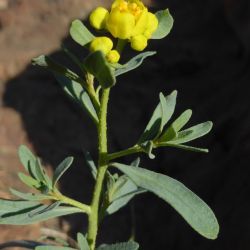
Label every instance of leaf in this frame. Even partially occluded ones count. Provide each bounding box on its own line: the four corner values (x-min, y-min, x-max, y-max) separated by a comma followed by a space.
160, 109, 192, 142
83, 51, 116, 88
28, 201, 61, 217
62, 46, 85, 73
130, 158, 140, 167
0, 240, 45, 249
84, 152, 97, 179
52, 157, 74, 188
0, 202, 83, 225
10, 189, 52, 201
158, 143, 209, 153
36, 246, 76, 250
0, 199, 40, 215
168, 121, 213, 144
70, 19, 95, 46
115, 51, 156, 76
54, 74, 99, 123
18, 145, 37, 178
106, 175, 146, 215
112, 163, 219, 240
77, 233, 90, 250
18, 172, 41, 189
106, 188, 145, 215
138, 91, 177, 144
152, 9, 174, 39
97, 241, 139, 250
32, 55, 83, 84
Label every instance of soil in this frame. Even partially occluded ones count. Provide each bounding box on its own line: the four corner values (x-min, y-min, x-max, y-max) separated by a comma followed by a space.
0, 0, 250, 249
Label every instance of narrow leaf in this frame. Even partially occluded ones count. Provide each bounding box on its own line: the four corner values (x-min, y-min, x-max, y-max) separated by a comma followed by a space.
18, 173, 41, 189
169, 121, 213, 144
54, 74, 98, 123
0, 203, 82, 225
115, 51, 156, 76
32, 55, 83, 84
160, 109, 192, 141
138, 91, 177, 144
84, 152, 97, 179
83, 51, 116, 88
112, 163, 219, 240
10, 189, 52, 201
97, 241, 139, 250
152, 9, 174, 39
52, 157, 74, 188
70, 19, 95, 46
158, 142, 209, 153
36, 246, 76, 250
77, 233, 90, 250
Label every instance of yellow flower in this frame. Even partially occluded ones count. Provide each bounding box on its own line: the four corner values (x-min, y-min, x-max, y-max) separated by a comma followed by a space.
130, 35, 147, 51
89, 0, 159, 51
89, 7, 109, 30
89, 37, 113, 55
106, 50, 120, 63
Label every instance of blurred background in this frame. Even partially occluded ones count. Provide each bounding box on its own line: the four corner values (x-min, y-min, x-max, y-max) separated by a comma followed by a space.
0, 0, 250, 249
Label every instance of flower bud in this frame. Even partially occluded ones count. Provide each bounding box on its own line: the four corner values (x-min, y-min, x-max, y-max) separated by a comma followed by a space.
89, 7, 109, 30
130, 35, 148, 51
106, 50, 120, 63
90, 37, 113, 55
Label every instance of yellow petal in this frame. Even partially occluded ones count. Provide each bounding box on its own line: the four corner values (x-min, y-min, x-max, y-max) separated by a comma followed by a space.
132, 8, 149, 37
130, 35, 148, 51
89, 7, 109, 30
106, 8, 135, 39
144, 12, 159, 39
90, 37, 113, 55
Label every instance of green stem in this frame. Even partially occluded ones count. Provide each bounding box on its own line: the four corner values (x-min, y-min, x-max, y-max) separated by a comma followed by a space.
53, 192, 91, 215
116, 39, 127, 55
87, 88, 110, 250
107, 145, 142, 161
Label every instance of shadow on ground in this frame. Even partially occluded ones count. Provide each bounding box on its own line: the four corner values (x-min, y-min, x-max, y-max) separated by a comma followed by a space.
2, 0, 250, 249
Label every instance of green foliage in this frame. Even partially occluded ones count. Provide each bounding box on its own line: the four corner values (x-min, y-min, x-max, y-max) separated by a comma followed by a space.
112, 163, 219, 240
83, 51, 116, 88
137, 91, 213, 158
97, 241, 139, 250
152, 9, 174, 39
0, 199, 82, 225
54, 75, 99, 123
114, 51, 156, 76
70, 19, 95, 46
52, 157, 74, 188
36, 246, 76, 250
77, 233, 90, 250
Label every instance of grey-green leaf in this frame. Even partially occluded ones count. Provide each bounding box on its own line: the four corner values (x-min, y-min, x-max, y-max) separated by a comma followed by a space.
112, 163, 219, 240
18, 172, 41, 189
84, 152, 97, 179
97, 241, 139, 250
10, 189, 52, 201
152, 9, 174, 39
70, 19, 95, 46
83, 51, 116, 88
36, 246, 76, 250
160, 109, 192, 142
77, 233, 90, 250
158, 142, 209, 153
0, 202, 82, 225
169, 121, 213, 144
52, 157, 74, 188
32, 55, 83, 84
115, 51, 156, 76
138, 91, 177, 144
54, 74, 99, 124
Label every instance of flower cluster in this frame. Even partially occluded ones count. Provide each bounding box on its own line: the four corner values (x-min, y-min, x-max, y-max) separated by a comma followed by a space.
89, 0, 159, 63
